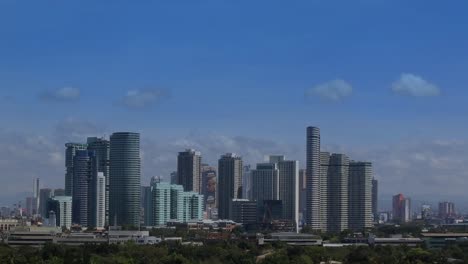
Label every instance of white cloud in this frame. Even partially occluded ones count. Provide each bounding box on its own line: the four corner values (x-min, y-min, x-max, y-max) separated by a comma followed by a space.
40, 87, 80, 102
121, 89, 168, 109
391, 73, 440, 97
306, 79, 353, 101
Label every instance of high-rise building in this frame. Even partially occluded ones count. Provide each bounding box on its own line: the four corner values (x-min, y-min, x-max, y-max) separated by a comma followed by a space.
177, 149, 202, 193
242, 165, 252, 200
47, 196, 72, 229
319, 152, 330, 231
65, 143, 88, 196
88, 172, 106, 228
170, 171, 178, 185
438, 202, 455, 219
87, 137, 110, 225
306, 126, 322, 230
201, 165, 217, 209
218, 153, 243, 220
151, 182, 204, 226
33, 178, 40, 214
230, 199, 257, 225
326, 153, 349, 233
39, 188, 53, 217
141, 186, 153, 226
299, 169, 307, 225
393, 193, 411, 223
25, 197, 36, 216
269, 155, 299, 231
251, 163, 279, 205
152, 182, 172, 226
348, 161, 373, 231
372, 179, 378, 220
72, 150, 97, 227
54, 189, 66, 197
180, 191, 204, 223
109, 132, 141, 228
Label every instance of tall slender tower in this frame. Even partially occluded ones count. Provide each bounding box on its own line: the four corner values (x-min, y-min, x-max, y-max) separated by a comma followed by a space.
177, 149, 202, 193
33, 178, 40, 215
348, 161, 373, 231
372, 179, 378, 220
218, 153, 243, 220
109, 132, 141, 228
327, 153, 349, 233
306, 127, 321, 229
87, 137, 110, 225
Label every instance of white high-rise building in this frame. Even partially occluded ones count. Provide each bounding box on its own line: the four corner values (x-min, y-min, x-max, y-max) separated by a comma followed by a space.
306, 127, 322, 230
89, 172, 106, 229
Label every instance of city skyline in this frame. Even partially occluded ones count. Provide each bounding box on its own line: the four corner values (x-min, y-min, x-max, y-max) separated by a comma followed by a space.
2, 1, 468, 207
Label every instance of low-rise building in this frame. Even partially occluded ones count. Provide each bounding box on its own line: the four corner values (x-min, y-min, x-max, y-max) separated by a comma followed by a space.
0, 219, 19, 232
422, 233, 468, 249
258, 232, 322, 246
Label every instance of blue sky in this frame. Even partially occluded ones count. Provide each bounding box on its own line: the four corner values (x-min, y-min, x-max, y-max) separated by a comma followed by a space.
1, 0, 468, 208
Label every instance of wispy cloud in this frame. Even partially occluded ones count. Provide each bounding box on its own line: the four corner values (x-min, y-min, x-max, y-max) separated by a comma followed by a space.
306, 79, 353, 101
121, 89, 169, 109
39, 87, 80, 102
391, 73, 440, 97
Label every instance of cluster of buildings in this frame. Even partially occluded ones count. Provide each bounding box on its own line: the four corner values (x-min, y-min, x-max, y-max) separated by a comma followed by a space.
140, 127, 377, 233
3, 126, 378, 234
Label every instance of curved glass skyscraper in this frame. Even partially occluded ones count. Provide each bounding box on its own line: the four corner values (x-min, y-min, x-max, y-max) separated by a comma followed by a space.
109, 132, 141, 228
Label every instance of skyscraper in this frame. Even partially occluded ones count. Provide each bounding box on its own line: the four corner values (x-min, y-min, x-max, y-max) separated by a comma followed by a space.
251, 163, 279, 205
72, 150, 97, 227
242, 165, 252, 200
88, 172, 106, 228
348, 161, 373, 231
438, 202, 455, 219
38, 188, 53, 217
319, 152, 330, 231
170, 171, 178, 185
141, 186, 153, 226
65, 143, 88, 196
306, 126, 321, 230
218, 153, 243, 220
327, 153, 349, 233
33, 178, 40, 215
109, 132, 141, 228
201, 164, 217, 216
393, 193, 411, 223
372, 179, 378, 220
177, 149, 202, 193
53, 189, 66, 197
152, 182, 172, 226
298, 169, 307, 225
269, 155, 299, 231
87, 137, 110, 225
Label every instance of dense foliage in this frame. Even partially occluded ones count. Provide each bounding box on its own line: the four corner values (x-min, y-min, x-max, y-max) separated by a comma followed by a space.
0, 241, 467, 264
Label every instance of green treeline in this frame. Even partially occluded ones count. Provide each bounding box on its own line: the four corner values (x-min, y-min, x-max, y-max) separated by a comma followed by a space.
0, 241, 467, 264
